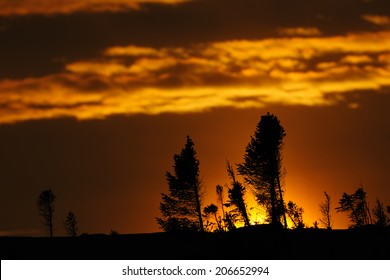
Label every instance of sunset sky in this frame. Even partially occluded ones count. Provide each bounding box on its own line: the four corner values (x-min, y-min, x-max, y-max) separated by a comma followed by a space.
0, 0, 389, 236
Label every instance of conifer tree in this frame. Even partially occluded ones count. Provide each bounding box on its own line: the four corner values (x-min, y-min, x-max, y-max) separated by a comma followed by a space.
372, 198, 389, 227
336, 187, 372, 228
37, 189, 56, 237
226, 161, 250, 227
286, 201, 305, 229
156, 136, 204, 232
64, 211, 78, 237
237, 113, 287, 227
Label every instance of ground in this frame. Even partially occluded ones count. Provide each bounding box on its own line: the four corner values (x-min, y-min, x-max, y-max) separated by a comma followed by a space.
1, 225, 389, 260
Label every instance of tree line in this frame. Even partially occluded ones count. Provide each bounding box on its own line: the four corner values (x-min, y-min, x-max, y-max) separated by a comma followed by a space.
156, 112, 390, 232
34, 112, 389, 237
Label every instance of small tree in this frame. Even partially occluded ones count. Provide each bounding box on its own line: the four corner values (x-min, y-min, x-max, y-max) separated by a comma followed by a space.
203, 204, 222, 232
37, 189, 56, 237
110, 229, 119, 235
223, 211, 238, 231
286, 201, 304, 229
336, 187, 372, 228
226, 161, 250, 227
372, 198, 389, 227
319, 191, 333, 229
64, 211, 78, 237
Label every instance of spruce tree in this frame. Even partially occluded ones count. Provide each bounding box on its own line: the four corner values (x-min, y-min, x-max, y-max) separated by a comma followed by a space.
64, 211, 78, 237
156, 136, 204, 232
37, 189, 56, 237
237, 113, 287, 227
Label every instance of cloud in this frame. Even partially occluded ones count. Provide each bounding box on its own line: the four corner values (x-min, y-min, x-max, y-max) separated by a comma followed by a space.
0, 30, 389, 123
105, 46, 162, 57
278, 27, 322, 37
362, 14, 390, 26
0, 0, 189, 16
207, 31, 390, 61
341, 55, 373, 64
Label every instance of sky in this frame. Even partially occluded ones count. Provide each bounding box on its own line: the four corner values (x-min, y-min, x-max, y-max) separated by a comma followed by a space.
0, 0, 389, 236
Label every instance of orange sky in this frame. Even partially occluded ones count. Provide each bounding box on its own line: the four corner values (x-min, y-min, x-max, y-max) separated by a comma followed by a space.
0, 0, 389, 236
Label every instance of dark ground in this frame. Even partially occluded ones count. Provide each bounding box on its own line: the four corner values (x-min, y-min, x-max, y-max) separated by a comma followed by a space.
1, 225, 389, 260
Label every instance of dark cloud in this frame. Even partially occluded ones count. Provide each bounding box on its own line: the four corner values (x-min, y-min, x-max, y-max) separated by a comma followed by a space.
1, 0, 389, 79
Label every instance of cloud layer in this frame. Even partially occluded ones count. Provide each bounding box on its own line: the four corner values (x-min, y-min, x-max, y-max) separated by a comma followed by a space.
0, 0, 188, 16
0, 28, 389, 123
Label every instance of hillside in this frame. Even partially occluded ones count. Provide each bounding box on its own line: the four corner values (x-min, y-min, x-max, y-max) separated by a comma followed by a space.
1, 225, 389, 260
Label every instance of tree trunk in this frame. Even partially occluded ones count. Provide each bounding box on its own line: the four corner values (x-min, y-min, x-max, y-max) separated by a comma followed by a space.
277, 176, 288, 228
194, 184, 204, 232
270, 181, 278, 225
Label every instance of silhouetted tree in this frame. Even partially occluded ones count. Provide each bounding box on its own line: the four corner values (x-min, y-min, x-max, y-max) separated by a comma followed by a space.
237, 113, 287, 227
37, 189, 56, 237
226, 161, 250, 227
286, 201, 304, 229
336, 187, 372, 228
372, 198, 389, 227
223, 211, 238, 231
319, 191, 333, 229
216, 185, 226, 230
156, 136, 204, 232
110, 229, 119, 235
64, 211, 78, 237
203, 204, 222, 232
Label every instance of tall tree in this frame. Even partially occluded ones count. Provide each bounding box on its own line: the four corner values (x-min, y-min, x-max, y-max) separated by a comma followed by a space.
64, 211, 78, 237
319, 191, 333, 229
37, 189, 56, 237
156, 136, 204, 232
237, 112, 287, 227
226, 161, 250, 227
336, 187, 372, 228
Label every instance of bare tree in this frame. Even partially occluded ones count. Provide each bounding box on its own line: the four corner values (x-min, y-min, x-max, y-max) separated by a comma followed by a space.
37, 189, 56, 237
319, 191, 333, 229
64, 211, 78, 237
